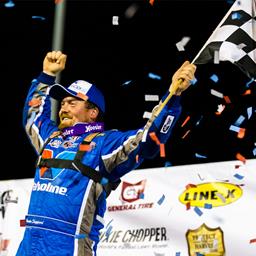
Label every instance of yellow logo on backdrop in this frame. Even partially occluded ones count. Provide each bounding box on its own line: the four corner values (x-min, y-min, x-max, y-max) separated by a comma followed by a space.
186, 223, 225, 256
179, 182, 242, 207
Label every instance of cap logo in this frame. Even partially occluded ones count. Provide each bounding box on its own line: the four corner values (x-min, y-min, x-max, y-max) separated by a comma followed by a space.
69, 80, 92, 95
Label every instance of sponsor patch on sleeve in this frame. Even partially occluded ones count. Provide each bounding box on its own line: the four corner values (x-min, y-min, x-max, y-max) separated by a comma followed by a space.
160, 115, 174, 134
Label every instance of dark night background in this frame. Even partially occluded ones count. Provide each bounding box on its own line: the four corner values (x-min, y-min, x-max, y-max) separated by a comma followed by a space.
1, 0, 255, 180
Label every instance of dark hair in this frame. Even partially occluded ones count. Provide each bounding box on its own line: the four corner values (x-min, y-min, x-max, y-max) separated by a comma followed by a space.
86, 101, 104, 122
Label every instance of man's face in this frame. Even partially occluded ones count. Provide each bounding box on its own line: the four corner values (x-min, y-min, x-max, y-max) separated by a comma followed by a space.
58, 96, 96, 129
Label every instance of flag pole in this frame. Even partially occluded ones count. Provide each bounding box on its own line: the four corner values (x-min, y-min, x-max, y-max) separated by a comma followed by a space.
155, 78, 183, 116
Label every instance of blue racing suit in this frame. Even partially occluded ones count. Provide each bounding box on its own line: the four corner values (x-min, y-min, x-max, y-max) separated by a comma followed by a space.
16, 72, 182, 256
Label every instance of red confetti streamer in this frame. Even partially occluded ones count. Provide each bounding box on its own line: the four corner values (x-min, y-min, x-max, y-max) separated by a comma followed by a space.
236, 152, 246, 164
237, 128, 246, 139
186, 202, 191, 210
242, 89, 251, 95
223, 95, 231, 103
249, 238, 256, 244
149, 0, 155, 6
181, 115, 190, 127
160, 143, 165, 157
186, 183, 197, 189
149, 132, 160, 145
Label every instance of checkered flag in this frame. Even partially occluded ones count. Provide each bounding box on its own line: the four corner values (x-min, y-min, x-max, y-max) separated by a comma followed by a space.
193, 0, 256, 80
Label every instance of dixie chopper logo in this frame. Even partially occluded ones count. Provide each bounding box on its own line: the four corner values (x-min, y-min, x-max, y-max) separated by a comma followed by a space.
120, 180, 146, 203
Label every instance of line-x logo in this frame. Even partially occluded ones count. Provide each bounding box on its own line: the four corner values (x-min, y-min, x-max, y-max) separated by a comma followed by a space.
179, 182, 242, 207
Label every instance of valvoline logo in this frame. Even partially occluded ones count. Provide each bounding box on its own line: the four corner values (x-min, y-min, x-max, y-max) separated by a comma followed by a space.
179, 182, 243, 207
121, 180, 146, 203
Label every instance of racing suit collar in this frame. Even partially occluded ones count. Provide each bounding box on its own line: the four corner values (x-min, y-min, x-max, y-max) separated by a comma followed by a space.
61, 122, 104, 137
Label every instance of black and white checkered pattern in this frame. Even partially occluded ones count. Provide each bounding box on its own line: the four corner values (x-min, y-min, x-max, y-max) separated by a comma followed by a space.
194, 0, 256, 80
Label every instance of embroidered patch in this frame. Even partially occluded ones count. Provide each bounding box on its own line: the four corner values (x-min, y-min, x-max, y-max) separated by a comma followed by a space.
160, 115, 174, 134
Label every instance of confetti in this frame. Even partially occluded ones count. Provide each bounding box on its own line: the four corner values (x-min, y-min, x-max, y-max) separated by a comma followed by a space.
136, 154, 139, 163
232, 12, 242, 19
194, 206, 203, 216
181, 115, 190, 127
182, 129, 191, 139
157, 194, 165, 205
148, 72, 162, 80
210, 74, 219, 83
237, 128, 245, 139
149, 0, 155, 6
175, 253, 181, 256
122, 80, 132, 86
247, 107, 252, 119
160, 143, 165, 157
214, 50, 220, 64
176, 37, 191, 51
32, 16, 46, 20
223, 95, 231, 103
246, 78, 255, 87
186, 183, 197, 189
236, 152, 246, 164
139, 192, 144, 199
145, 94, 159, 101
186, 202, 191, 210
234, 115, 245, 126
149, 132, 160, 145
164, 161, 172, 167
112, 16, 119, 25
143, 111, 152, 119
216, 192, 226, 202
210, 89, 223, 98
234, 173, 244, 180
229, 125, 240, 133
4, 0, 15, 8
249, 238, 256, 243
75, 234, 86, 239
204, 203, 212, 209
215, 104, 225, 115
195, 153, 207, 159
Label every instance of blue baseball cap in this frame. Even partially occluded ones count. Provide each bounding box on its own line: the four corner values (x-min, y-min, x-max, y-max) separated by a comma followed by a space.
49, 80, 105, 113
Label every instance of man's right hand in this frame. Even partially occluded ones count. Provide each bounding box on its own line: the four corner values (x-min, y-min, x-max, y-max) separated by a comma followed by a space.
43, 51, 67, 76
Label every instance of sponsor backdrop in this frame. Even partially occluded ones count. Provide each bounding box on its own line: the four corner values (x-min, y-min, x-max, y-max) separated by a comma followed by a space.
0, 160, 255, 255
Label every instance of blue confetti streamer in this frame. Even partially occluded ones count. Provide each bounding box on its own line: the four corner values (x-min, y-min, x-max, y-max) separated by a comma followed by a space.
5, 0, 15, 8
195, 153, 207, 159
194, 207, 203, 216
204, 203, 212, 209
164, 161, 172, 167
32, 16, 46, 20
75, 233, 86, 239
231, 12, 242, 20
210, 74, 219, 83
157, 194, 165, 205
175, 252, 181, 256
234, 173, 244, 180
139, 193, 144, 199
148, 72, 162, 80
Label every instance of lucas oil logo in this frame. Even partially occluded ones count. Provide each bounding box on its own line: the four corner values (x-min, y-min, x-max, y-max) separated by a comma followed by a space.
179, 182, 243, 207
121, 180, 146, 203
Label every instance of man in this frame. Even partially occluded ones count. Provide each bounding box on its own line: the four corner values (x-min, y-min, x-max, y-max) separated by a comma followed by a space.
17, 51, 196, 255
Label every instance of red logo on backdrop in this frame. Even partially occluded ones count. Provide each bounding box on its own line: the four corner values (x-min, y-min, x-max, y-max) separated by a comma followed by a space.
121, 180, 146, 203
